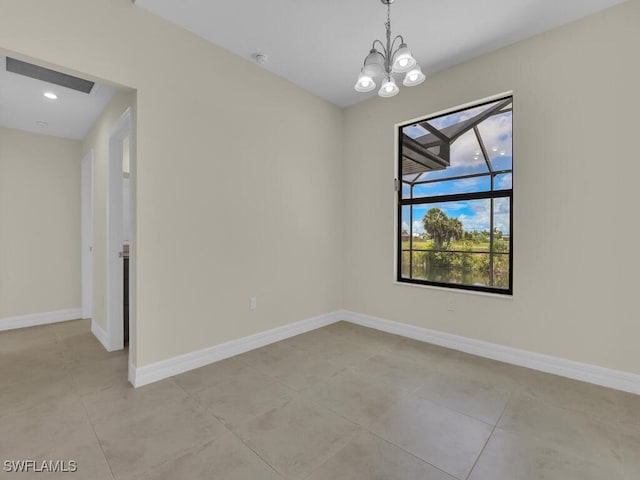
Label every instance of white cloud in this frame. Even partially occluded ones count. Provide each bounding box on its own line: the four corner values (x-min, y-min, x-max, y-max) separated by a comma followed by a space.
458, 210, 490, 232
495, 174, 512, 189
439, 202, 469, 212
414, 112, 512, 183
494, 197, 510, 214
456, 177, 484, 190
477, 113, 513, 164
449, 129, 487, 170
493, 198, 511, 233
413, 220, 425, 234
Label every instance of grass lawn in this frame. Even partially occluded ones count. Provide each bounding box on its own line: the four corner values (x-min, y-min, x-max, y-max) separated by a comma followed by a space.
402, 239, 504, 252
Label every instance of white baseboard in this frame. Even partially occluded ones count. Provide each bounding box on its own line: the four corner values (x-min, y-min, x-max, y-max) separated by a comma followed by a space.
128, 308, 640, 395
340, 310, 640, 395
0, 308, 82, 332
131, 311, 342, 388
128, 361, 136, 385
91, 320, 110, 351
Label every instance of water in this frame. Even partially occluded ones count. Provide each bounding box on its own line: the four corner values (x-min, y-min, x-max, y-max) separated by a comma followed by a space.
402, 262, 510, 290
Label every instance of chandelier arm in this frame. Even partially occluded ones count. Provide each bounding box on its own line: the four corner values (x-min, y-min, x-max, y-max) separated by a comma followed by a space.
372, 40, 389, 59
390, 35, 405, 57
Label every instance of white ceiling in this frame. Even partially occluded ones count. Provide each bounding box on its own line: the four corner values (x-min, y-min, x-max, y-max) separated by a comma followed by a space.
0, 56, 115, 140
136, 0, 625, 107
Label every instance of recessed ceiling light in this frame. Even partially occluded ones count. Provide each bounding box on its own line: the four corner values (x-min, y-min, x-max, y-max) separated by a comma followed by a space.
500, 151, 506, 155
36, 121, 49, 127
492, 146, 498, 152
44, 92, 58, 100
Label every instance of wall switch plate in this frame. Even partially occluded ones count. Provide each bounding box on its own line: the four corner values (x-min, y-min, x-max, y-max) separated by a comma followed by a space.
249, 297, 257, 310
447, 298, 455, 312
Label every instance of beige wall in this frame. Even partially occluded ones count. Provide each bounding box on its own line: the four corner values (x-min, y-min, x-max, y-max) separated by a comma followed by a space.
343, 1, 640, 374
0, 127, 81, 318
2, 0, 635, 376
0, 0, 344, 366
81, 90, 135, 334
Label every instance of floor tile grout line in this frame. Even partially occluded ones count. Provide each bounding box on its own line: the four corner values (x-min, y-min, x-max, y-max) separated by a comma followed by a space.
233, 346, 323, 394
298, 384, 384, 431
296, 427, 363, 480
612, 383, 638, 473
610, 388, 628, 480
7, 321, 636, 479
406, 388, 499, 428
618, 429, 627, 480
233, 342, 383, 395
173, 367, 299, 426
409, 387, 507, 427
186, 355, 303, 398
170, 336, 399, 479
365, 428, 459, 479
73, 371, 119, 480
355, 386, 506, 479
616, 418, 628, 480
224, 392, 362, 480
500, 386, 632, 474
295, 372, 433, 441
120, 375, 282, 477
514, 387, 624, 432
290, 334, 466, 473
464, 388, 513, 480
57, 323, 129, 480
171, 375, 286, 479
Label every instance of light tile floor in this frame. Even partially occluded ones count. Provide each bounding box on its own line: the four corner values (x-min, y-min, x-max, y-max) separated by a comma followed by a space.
1, 319, 638, 479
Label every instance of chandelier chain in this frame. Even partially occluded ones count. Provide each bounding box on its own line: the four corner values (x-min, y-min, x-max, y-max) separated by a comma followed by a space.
385, 2, 392, 76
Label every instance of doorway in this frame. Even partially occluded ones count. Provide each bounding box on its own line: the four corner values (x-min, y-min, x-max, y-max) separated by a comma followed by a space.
106, 108, 132, 351
81, 150, 94, 320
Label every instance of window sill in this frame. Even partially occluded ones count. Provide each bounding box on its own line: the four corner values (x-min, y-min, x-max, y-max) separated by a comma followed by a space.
393, 280, 514, 299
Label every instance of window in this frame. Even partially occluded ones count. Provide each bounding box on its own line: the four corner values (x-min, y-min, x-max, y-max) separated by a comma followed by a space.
397, 96, 513, 295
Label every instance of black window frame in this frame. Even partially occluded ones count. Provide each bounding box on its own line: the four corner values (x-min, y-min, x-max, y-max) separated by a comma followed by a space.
396, 95, 514, 295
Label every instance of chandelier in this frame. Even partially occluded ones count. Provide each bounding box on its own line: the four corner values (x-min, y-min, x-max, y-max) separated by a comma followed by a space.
354, 0, 425, 98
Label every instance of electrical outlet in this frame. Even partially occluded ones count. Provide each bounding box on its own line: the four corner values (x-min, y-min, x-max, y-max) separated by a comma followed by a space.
249, 297, 257, 311
447, 298, 455, 312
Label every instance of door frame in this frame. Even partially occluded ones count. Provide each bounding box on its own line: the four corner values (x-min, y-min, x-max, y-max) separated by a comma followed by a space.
106, 108, 132, 351
81, 149, 94, 320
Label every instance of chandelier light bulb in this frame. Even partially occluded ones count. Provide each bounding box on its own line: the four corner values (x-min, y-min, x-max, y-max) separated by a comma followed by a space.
362, 49, 385, 78
378, 77, 399, 97
392, 43, 416, 73
354, 71, 376, 92
402, 65, 425, 87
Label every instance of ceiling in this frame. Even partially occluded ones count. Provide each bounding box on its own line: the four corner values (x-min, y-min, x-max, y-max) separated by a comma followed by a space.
135, 0, 625, 108
0, 56, 115, 140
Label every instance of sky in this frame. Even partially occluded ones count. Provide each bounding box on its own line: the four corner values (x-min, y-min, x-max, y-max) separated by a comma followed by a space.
402, 99, 512, 235
402, 198, 510, 235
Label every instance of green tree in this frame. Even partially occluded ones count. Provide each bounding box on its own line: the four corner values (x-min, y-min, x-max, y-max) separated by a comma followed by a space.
422, 208, 463, 250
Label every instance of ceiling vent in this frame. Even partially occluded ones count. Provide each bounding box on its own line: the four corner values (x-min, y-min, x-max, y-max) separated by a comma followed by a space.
5, 57, 95, 94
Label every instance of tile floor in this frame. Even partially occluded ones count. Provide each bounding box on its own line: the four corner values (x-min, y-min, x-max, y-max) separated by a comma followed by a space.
1, 319, 638, 479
